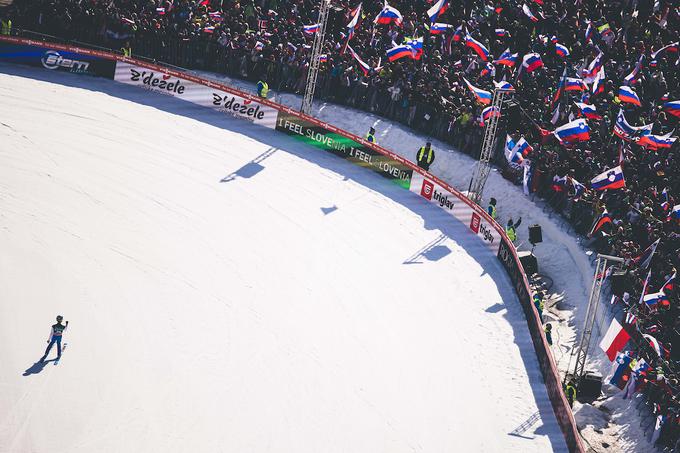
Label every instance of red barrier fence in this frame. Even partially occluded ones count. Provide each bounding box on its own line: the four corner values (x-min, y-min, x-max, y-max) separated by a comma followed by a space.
0, 34, 584, 452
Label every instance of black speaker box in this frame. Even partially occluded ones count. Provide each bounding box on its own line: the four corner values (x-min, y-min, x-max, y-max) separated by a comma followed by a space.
529, 224, 543, 244
578, 372, 603, 401
610, 270, 629, 296
518, 251, 538, 275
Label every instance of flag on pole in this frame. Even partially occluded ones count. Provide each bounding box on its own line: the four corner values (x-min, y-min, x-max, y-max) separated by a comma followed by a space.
374, 2, 403, 26
465, 35, 491, 61
618, 86, 642, 106
633, 238, 660, 270
494, 48, 518, 67
554, 118, 590, 143
427, 0, 449, 23
522, 4, 540, 22
599, 318, 631, 361
590, 166, 625, 190
347, 45, 371, 75
462, 78, 492, 105
589, 209, 612, 236
303, 23, 320, 34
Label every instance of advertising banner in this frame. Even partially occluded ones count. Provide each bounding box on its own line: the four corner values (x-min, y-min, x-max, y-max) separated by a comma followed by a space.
114, 62, 277, 128
409, 172, 501, 253
275, 111, 413, 188
0, 42, 116, 78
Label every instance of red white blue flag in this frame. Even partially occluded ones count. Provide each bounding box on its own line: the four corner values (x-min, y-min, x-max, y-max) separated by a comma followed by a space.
591, 165, 625, 191
554, 118, 590, 143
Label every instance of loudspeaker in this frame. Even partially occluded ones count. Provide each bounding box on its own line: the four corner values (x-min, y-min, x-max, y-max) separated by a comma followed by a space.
529, 224, 543, 244
518, 251, 538, 275
578, 372, 603, 401
610, 270, 629, 296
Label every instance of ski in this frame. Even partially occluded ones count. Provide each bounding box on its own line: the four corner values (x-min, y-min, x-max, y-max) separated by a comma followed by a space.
54, 343, 67, 365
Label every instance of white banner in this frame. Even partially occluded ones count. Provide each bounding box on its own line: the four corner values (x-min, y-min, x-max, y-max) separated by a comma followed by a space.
409, 173, 501, 253
113, 62, 277, 128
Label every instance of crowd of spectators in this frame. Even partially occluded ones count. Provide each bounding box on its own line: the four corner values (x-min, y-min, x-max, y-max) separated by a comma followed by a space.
3, 0, 680, 447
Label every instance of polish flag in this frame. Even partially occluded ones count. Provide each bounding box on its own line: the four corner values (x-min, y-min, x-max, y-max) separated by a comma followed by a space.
599, 318, 630, 361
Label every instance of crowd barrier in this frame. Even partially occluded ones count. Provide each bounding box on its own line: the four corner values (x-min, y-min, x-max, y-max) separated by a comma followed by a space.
0, 35, 585, 452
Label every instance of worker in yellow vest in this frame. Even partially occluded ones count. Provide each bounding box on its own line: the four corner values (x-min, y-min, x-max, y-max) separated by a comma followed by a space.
565, 380, 577, 407
505, 217, 522, 242
416, 141, 435, 171
1, 17, 11, 35
487, 197, 497, 220
257, 80, 269, 98
121, 42, 132, 57
366, 127, 376, 144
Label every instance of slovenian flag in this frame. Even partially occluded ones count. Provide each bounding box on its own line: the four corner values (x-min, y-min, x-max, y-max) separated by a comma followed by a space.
618, 86, 642, 106
346, 3, 362, 42
303, 23, 320, 34
494, 48, 518, 67
463, 78, 492, 105
623, 55, 644, 85
522, 4, 540, 22
347, 45, 370, 75
465, 35, 491, 61
599, 318, 630, 361
643, 291, 668, 308
493, 80, 514, 91
565, 77, 586, 91
480, 62, 495, 78
555, 43, 569, 58
589, 209, 612, 236
156, 7, 166, 14
637, 132, 677, 151
430, 23, 453, 34
405, 37, 423, 60
591, 165, 625, 191
386, 44, 415, 62
513, 137, 533, 157
663, 100, 680, 118
481, 105, 501, 125
504, 135, 523, 164
427, 0, 449, 23
613, 109, 652, 140
554, 118, 590, 143
591, 66, 606, 95
495, 28, 509, 37
575, 102, 602, 120
582, 52, 604, 82
522, 53, 543, 72
374, 2, 403, 26
318, 54, 328, 63
203, 26, 215, 33
651, 41, 679, 60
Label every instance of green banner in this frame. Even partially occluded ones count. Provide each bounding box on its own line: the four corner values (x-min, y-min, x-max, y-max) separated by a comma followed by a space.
275, 111, 412, 188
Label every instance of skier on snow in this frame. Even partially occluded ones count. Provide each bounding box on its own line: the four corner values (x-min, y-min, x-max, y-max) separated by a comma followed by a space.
41, 316, 68, 362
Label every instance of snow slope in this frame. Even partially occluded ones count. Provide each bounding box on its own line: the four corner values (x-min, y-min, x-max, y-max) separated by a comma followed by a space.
0, 63, 567, 452
193, 75, 649, 452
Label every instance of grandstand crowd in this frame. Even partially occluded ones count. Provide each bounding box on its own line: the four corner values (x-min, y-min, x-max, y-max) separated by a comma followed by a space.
2, 0, 680, 447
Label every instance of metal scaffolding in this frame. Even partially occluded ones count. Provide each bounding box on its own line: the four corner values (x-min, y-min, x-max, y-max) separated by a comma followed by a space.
300, 0, 331, 115
572, 253, 625, 382
467, 88, 513, 205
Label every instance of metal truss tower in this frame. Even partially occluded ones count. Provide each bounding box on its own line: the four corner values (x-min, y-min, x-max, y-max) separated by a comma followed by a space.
301, 0, 331, 115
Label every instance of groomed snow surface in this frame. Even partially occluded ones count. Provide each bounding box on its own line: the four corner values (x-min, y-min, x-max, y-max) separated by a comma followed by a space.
0, 63, 566, 452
